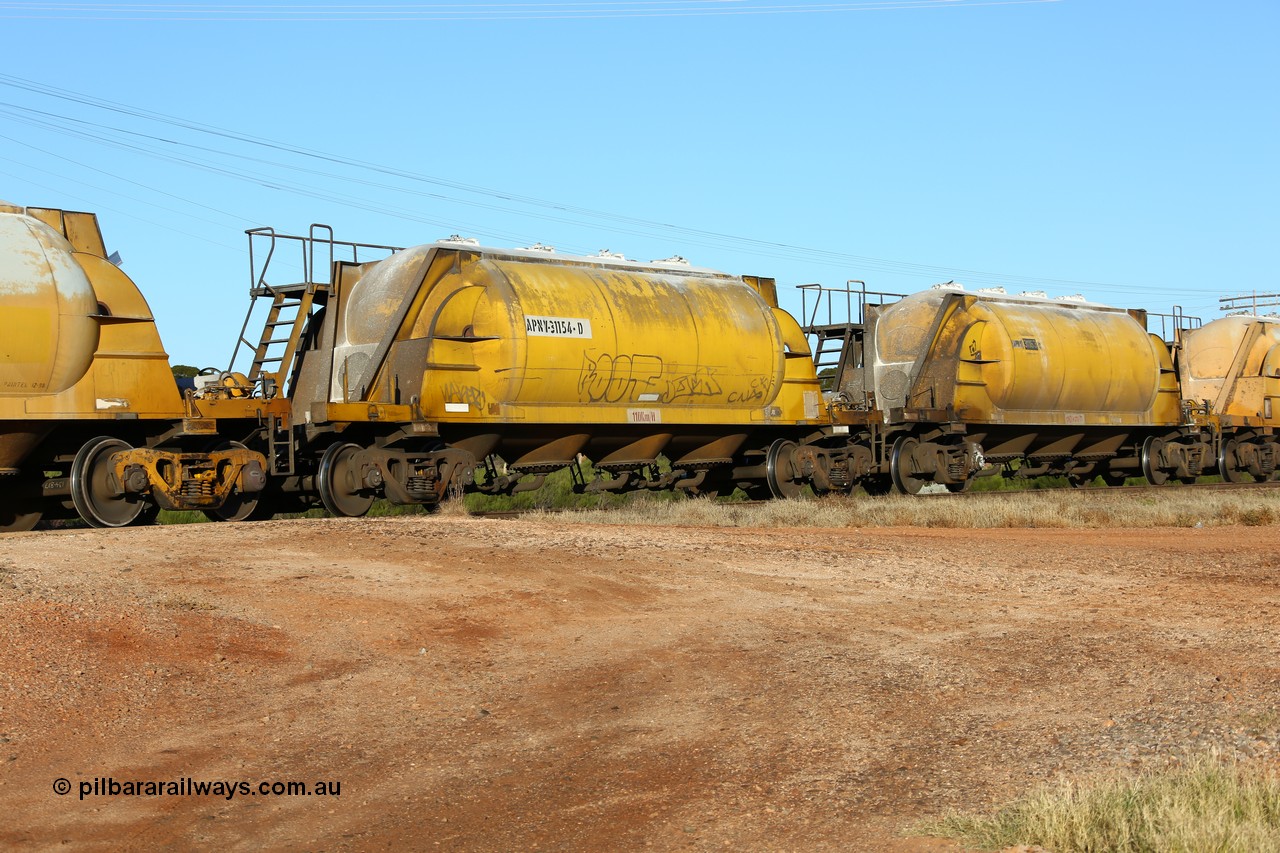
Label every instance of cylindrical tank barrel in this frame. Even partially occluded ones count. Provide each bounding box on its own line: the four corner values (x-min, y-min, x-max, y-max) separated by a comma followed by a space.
873, 288, 1172, 421
332, 245, 792, 420
0, 209, 99, 397
964, 300, 1161, 413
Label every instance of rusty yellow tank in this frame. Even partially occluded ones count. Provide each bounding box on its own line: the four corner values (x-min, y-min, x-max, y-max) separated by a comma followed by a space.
0, 202, 100, 399
871, 287, 1182, 425
1180, 314, 1280, 426
320, 243, 821, 426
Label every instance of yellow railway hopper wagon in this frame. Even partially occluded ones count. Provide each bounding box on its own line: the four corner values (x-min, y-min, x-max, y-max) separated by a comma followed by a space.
788, 285, 1205, 494
1179, 314, 1280, 482
266, 237, 824, 515
0, 203, 272, 530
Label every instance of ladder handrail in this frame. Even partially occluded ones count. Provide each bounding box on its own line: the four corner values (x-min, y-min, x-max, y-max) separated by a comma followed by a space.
798, 279, 905, 330
247, 226, 279, 292
1148, 305, 1203, 344
308, 223, 334, 285
228, 224, 405, 394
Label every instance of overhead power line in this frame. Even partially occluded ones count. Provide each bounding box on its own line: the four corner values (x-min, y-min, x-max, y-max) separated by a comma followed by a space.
0, 0, 1062, 21
0, 70, 1209, 296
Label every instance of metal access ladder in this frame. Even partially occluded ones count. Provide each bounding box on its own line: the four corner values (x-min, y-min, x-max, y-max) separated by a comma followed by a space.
227, 224, 337, 398
808, 325, 856, 391
242, 283, 317, 393
224, 224, 402, 476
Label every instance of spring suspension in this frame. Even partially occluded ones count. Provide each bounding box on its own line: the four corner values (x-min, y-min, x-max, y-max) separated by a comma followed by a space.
405, 474, 436, 497
181, 478, 215, 500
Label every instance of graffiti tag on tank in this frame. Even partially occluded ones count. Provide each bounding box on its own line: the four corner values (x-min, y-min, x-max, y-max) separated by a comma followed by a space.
728, 376, 770, 404
441, 382, 487, 411
578, 352, 725, 405
579, 353, 665, 403
662, 368, 722, 403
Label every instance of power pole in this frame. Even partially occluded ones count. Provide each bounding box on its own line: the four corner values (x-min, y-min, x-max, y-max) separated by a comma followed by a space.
1219, 292, 1280, 315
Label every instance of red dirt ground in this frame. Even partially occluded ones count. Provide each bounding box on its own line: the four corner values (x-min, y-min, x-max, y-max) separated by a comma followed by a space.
1, 516, 1277, 851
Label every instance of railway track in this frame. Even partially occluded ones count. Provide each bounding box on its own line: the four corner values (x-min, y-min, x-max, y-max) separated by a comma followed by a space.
928, 479, 1280, 498
466, 478, 1280, 519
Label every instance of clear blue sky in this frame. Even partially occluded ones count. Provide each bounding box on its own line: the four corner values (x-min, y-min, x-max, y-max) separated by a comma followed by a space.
2, 0, 1275, 367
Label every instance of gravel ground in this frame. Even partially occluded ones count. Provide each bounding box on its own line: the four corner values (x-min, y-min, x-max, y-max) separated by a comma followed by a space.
0, 516, 1277, 851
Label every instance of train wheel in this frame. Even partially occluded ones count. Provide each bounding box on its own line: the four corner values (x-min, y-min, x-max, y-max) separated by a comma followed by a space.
1101, 471, 1128, 487
1218, 438, 1250, 484
70, 436, 152, 528
317, 442, 375, 518
204, 441, 263, 522
765, 439, 806, 500
1140, 437, 1169, 486
945, 479, 972, 493
890, 436, 927, 495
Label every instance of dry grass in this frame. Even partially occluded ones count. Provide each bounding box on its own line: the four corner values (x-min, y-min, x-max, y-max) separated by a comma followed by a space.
520, 488, 1280, 529
434, 496, 473, 518
919, 754, 1280, 852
